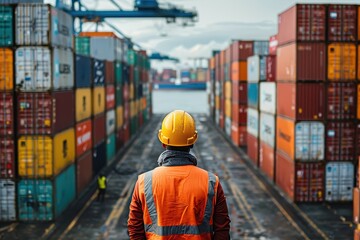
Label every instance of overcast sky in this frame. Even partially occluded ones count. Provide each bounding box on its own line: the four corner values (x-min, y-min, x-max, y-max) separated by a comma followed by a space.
49, 0, 360, 70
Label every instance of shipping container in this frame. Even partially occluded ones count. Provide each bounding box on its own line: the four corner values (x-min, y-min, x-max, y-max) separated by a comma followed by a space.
231, 123, 247, 147
254, 41, 269, 56
116, 85, 122, 107
0, 6, 14, 47
0, 138, 15, 179
247, 55, 267, 82
266, 55, 276, 82
75, 37, 90, 56
224, 82, 231, 100
231, 41, 254, 62
276, 116, 324, 161
18, 164, 76, 221
93, 141, 106, 176
0, 93, 14, 135
247, 134, 259, 165
90, 37, 123, 61
277, 82, 325, 120
328, 43, 356, 81
76, 119, 92, 157
0, 48, 14, 90
105, 61, 114, 85
92, 113, 105, 145
106, 133, 116, 163
276, 42, 326, 81
260, 82, 276, 114
325, 162, 354, 202
225, 100, 231, 118
116, 128, 125, 150
327, 82, 356, 120
276, 151, 324, 202
93, 87, 105, 116
260, 112, 276, 148
247, 83, 259, 109
259, 141, 275, 181
16, 47, 74, 91
75, 88, 92, 122
326, 121, 355, 161
15, 4, 73, 48
76, 151, 92, 195
232, 81, 247, 103
106, 110, 116, 136
116, 106, 123, 130
225, 117, 231, 137
354, 188, 360, 223
328, 5, 358, 42
115, 61, 122, 85
75, 55, 92, 88
0, 179, 16, 221
277, 4, 326, 45
106, 85, 115, 110
93, 59, 105, 86
18, 91, 75, 135
268, 35, 278, 55
232, 103, 247, 124
247, 108, 259, 138
18, 128, 75, 178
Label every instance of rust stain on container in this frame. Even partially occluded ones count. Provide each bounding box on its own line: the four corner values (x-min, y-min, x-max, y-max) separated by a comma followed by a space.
328, 43, 356, 81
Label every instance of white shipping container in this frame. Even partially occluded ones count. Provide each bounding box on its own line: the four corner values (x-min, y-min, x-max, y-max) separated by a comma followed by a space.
215, 81, 220, 96
16, 47, 74, 91
15, 4, 73, 48
215, 110, 220, 126
260, 82, 276, 114
225, 117, 231, 137
325, 162, 354, 202
260, 112, 275, 148
106, 110, 116, 136
247, 55, 267, 82
295, 122, 324, 161
90, 37, 123, 61
247, 108, 259, 137
0, 179, 16, 221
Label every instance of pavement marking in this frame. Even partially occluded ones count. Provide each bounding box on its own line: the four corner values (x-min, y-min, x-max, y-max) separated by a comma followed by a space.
42, 223, 55, 239
0, 223, 18, 233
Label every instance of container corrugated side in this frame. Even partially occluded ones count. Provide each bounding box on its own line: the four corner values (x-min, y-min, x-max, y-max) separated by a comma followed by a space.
0, 48, 13, 90
326, 121, 355, 161
247, 108, 259, 138
328, 5, 358, 42
76, 89, 92, 122
0, 93, 14, 135
327, 82, 356, 120
328, 43, 356, 81
259, 141, 275, 181
93, 113, 105, 146
260, 112, 275, 148
247, 134, 259, 165
93, 87, 105, 116
0, 138, 15, 179
0, 179, 16, 221
231, 123, 247, 146
231, 61, 247, 81
93, 59, 105, 86
75, 55, 92, 88
76, 151, 92, 195
75, 37, 90, 56
116, 106, 123, 130
253, 41, 269, 56
232, 81, 247, 103
106, 110, 116, 136
106, 85, 115, 110
106, 133, 116, 163
0, 6, 14, 47
90, 37, 122, 61
260, 82, 276, 114
76, 119, 92, 157
326, 162, 354, 202
266, 55, 276, 81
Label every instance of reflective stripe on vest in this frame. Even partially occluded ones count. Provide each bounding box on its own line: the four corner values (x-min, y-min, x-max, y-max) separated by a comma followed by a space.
144, 170, 216, 236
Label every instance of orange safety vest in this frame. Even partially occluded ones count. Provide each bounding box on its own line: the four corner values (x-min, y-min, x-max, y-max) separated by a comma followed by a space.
138, 165, 219, 239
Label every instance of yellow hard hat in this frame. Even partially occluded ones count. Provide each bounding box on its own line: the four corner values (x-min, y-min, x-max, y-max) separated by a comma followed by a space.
158, 110, 198, 147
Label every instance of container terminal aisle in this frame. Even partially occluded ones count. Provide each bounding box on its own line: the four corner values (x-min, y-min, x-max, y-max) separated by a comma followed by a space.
0, 114, 353, 240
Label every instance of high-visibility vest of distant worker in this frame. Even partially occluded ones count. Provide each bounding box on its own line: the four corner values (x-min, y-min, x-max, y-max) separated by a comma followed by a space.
128, 110, 231, 239
97, 174, 107, 202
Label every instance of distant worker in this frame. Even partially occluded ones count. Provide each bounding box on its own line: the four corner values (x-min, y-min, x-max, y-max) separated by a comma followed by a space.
97, 173, 107, 202
128, 110, 231, 239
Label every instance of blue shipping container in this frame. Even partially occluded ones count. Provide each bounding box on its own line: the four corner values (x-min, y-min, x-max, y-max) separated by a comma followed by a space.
75, 54, 92, 88
93, 141, 106, 176
18, 164, 76, 221
254, 41, 269, 56
106, 133, 116, 164
93, 59, 105, 86
248, 83, 259, 109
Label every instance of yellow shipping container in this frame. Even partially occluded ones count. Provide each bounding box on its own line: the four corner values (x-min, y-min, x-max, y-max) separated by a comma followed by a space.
116, 106, 123, 129
0, 48, 13, 91
225, 99, 231, 117
215, 96, 220, 110
130, 100, 136, 118
224, 82, 232, 100
93, 87, 105, 116
129, 83, 134, 100
18, 128, 75, 178
76, 88, 92, 122
328, 43, 356, 81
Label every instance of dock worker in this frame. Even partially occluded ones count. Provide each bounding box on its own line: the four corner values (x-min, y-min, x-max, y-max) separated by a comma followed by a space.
128, 110, 231, 239
97, 173, 107, 202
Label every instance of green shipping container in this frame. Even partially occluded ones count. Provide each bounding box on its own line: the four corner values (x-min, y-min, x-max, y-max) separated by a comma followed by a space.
18, 164, 76, 221
115, 61, 122, 85
75, 37, 90, 56
116, 85, 123, 106
0, 6, 13, 46
127, 50, 137, 66
134, 68, 140, 84
130, 117, 138, 136
106, 133, 116, 163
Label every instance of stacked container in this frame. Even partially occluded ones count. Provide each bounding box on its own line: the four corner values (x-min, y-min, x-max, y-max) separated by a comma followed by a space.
15, 4, 76, 220
224, 46, 232, 137
0, 5, 16, 221
208, 52, 217, 121
276, 4, 327, 202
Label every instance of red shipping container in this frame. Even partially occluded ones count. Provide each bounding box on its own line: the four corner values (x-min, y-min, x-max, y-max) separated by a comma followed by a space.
259, 141, 275, 181
0, 137, 15, 178
327, 121, 355, 161
219, 113, 224, 130
276, 151, 324, 202
328, 5, 358, 42
232, 103, 247, 124
277, 4, 326, 46
247, 134, 259, 166
92, 113, 105, 145
129, 66, 135, 82
17, 91, 75, 135
232, 82, 247, 103
327, 82, 356, 120
123, 83, 129, 102
116, 128, 125, 150
76, 119, 92, 157
266, 56, 276, 82
105, 61, 114, 84
123, 121, 130, 143
231, 123, 247, 147
277, 82, 325, 120
76, 151, 93, 195
268, 35, 278, 55
0, 93, 14, 136
106, 85, 115, 110
231, 40, 254, 62
276, 42, 326, 82
124, 101, 130, 122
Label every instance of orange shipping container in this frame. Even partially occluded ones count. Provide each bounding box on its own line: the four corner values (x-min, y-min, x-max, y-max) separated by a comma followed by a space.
79, 31, 117, 38
231, 61, 247, 81
358, 84, 360, 119
224, 82, 232, 99
354, 188, 360, 223
76, 120, 92, 157
359, 6, 360, 40
328, 43, 356, 81
0, 48, 13, 91
276, 116, 295, 159
210, 57, 215, 69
